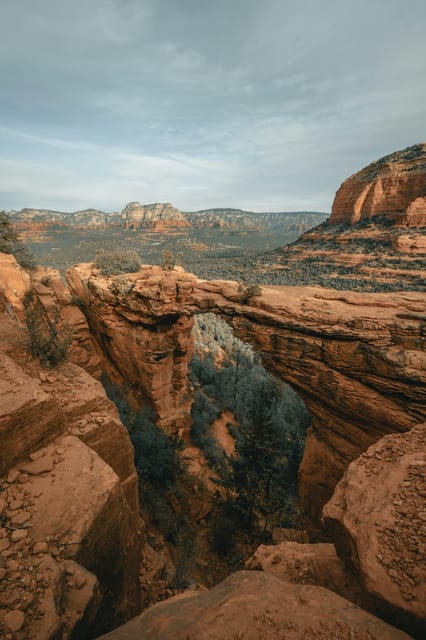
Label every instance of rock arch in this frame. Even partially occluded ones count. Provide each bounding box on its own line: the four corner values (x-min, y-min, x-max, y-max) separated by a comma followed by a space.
67, 265, 426, 521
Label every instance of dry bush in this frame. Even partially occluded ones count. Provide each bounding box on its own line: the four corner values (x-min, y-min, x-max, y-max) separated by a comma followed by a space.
24, 292, 73, 367
94, 250, 141, 276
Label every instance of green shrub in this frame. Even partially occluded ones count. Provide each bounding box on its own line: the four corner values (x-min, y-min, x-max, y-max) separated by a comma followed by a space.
94, 250, 141, 276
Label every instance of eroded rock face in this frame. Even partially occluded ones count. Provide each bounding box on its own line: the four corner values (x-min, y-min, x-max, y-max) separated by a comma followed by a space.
0, 436, 141, 639
67, 264, 425, 520
0, 353, 62, 474
98, 570, 412, 640
323, 423, 426, 639
67, 265, 195, 431
330, 143, 426, 226
0, 307, 142, 638
0, 253, 30, 318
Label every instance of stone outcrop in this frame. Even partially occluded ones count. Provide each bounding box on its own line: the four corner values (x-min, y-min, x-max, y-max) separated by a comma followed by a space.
245, 541, 373, 611
0, 302, 142, 638
121, 202, 190, 230
0, 253, 30, 318
67, 264, 426, 521
67, 264, 195, 431
323, 423, 426, 639
330, 143, 426, 226
98, 570, 412, 640
0, 436, 141, 639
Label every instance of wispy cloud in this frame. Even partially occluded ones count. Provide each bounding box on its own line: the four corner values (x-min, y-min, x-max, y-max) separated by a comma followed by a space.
0, 0, 425, 211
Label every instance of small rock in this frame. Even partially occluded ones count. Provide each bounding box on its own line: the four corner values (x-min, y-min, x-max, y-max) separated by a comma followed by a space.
19, 457, 54, 475
18, 474, 30, 485
75, 575, 87, 589
11, 529, 28, 542
4, 609, 25, 632
21, 592, 34, 609
0, 497, 7, 513
32, 541, 48, 554
0, 538, 10, 552
11, 511, 30, 526
7, 470, 20, 483
29, 449, 45, 461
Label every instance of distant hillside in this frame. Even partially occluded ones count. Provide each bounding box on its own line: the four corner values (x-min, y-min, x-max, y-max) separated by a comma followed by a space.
8, 207, 121, 227
186, 208, 328, 232
7, 204, 328, 233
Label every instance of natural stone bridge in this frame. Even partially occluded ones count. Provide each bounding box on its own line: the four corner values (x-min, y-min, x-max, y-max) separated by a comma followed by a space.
67, 264, 426, 521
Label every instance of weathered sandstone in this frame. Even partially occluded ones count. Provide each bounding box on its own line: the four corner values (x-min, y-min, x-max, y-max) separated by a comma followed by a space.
330, 143, 426, 226
98, 570, 412, 639
323, 423, 426, 639
0, 252, 30, 318
0, 303, 142, 637
0, 435, 141, 638
0, 353, 62, 473
67, 264, 426, 521
246, 541, 373, 611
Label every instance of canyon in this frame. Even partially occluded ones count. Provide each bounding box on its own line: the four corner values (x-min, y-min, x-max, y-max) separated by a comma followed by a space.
0, 143, 425, 639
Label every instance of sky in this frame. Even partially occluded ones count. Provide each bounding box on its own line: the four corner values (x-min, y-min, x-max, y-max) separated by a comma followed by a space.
0, 0, 425, 213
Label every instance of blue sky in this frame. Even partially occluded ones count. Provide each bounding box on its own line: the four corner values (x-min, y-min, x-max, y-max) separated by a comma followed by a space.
1, 0, 425, 212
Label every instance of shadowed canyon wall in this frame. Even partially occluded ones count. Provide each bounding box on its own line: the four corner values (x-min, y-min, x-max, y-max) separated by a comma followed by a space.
67, 265, 426, 522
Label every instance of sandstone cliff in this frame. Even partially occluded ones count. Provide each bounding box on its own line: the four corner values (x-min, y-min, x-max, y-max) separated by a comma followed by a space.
330, 143, 426, 226
67, 264, 425, 524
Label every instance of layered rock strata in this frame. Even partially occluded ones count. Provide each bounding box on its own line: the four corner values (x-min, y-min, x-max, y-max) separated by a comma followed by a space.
67, 264, 426, 522
330, 143, 426, 226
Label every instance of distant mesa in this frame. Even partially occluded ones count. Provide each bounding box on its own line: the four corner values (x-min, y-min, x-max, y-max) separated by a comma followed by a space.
330, 142, 426, 227
120, 201, 190, 229
6, 203, 328, 234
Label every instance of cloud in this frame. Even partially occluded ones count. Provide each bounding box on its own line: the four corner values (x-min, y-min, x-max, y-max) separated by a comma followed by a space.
0, 0, 425, 212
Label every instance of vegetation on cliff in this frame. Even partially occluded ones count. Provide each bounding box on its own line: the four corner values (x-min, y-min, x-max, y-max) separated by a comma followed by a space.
0, 211, 35, 269
190, 314, 310, 551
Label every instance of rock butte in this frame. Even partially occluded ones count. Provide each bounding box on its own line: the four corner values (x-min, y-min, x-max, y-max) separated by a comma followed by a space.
330, 143, 426, 226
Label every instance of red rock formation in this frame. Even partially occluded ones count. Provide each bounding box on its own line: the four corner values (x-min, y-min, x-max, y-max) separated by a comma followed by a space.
245, 541, 373, 611
67, 264, 195, 431
0, 253, 30, 319
98, 570, 412, 639
67, 265, 426, 524
323, 423, 426, 639
330, 143, 426, 226
0, 298, 142, 637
